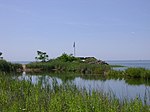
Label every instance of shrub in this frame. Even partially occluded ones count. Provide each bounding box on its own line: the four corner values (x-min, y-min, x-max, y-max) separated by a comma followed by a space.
56, 53, 80, 62
0, 60, 22, 72
27, 60, 110, 74
125, 68, 150, 79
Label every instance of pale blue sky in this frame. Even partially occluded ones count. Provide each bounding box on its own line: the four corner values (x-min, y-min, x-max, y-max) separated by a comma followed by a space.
0, 0, 150, 61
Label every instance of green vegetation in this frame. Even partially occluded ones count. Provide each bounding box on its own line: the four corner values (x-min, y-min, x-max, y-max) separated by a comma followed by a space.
27, 60, 110, 74
27, 56, 150, 80
27, 53, 110, 74
125, 78, 150, 86
125, 67, 150, 79
1, 52, 150, 80
26, 53, 150, 80
55, 53, 79, 62
0, 73, 149, 112
0, 60, 22, 73
106, 68, 150, 79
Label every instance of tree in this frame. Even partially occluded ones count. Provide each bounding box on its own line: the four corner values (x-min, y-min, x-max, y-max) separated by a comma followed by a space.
35, 51, 49, 62
0, 52, 3, 60
56, 53, 79, 62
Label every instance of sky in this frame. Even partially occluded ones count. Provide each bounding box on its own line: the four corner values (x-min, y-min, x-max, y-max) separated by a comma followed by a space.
0, 0, 150, 61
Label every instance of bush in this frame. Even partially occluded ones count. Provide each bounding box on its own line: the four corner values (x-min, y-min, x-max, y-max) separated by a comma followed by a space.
27, 60, 110, 74
125, 68, 150, 79
56, 53, 80, 62
107, 70, 125, 78
0, 60, 12, 72
0, 60, 22, 72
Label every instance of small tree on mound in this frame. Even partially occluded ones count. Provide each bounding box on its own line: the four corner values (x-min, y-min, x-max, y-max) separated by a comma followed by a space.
56, 53, 79, 62
35, 51, 49, 62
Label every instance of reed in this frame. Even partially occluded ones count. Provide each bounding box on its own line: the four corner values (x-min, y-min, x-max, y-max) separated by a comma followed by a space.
125, 68, 150, 79
0, 73, 149, 112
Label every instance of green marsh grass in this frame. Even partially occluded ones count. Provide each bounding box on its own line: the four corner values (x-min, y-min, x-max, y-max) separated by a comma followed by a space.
125, 68, 150, 79
0, 73, 149, 112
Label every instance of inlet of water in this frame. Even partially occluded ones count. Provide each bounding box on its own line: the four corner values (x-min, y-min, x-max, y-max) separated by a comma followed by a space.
16, 72, 150, 105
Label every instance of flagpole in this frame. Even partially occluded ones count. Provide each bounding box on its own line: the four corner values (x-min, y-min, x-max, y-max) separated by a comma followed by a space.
74, 45, 75, 57
73, 42, 76, 57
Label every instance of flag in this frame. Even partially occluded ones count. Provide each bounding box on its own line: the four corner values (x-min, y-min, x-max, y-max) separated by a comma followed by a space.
73, 42, 75, 48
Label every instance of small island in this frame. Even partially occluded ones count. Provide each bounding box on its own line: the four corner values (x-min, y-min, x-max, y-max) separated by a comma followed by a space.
1, 51, 150, 80
26, 51, 110, 74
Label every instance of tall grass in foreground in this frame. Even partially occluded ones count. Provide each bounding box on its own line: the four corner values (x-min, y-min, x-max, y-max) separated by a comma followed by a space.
0, 74, 149, 112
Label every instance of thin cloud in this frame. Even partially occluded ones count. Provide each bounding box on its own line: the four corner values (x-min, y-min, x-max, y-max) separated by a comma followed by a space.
65, 22, 91, 27
131, 32, 135, 34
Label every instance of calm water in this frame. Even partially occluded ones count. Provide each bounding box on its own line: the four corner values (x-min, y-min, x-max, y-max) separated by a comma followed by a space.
107, 60, 150, 69
17, 72, 150, 104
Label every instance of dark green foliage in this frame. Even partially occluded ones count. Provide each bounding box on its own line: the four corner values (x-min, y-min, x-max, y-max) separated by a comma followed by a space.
125, 68, 150, 79
27, 60, 110, 74
27, 60, 150, 80
0, 60, 22, 73
35, 51, 49, 62
106, 68, 150, 80
27, 53, 110, 74
125, 78, 150, 86
0, 74, 149, 112
83, 57, 97, 63
106, 70, 125, 78
30, 53, 150, 80
56, 53, 80, 62
0, 60, 10, 72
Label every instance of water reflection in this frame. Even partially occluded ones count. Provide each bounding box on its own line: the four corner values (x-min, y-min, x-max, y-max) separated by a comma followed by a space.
107, 60, 150, 70
19, 72, 62, 87
73, 78, 150, 103
17, 72, 150, 104
112, 67, 128, 71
